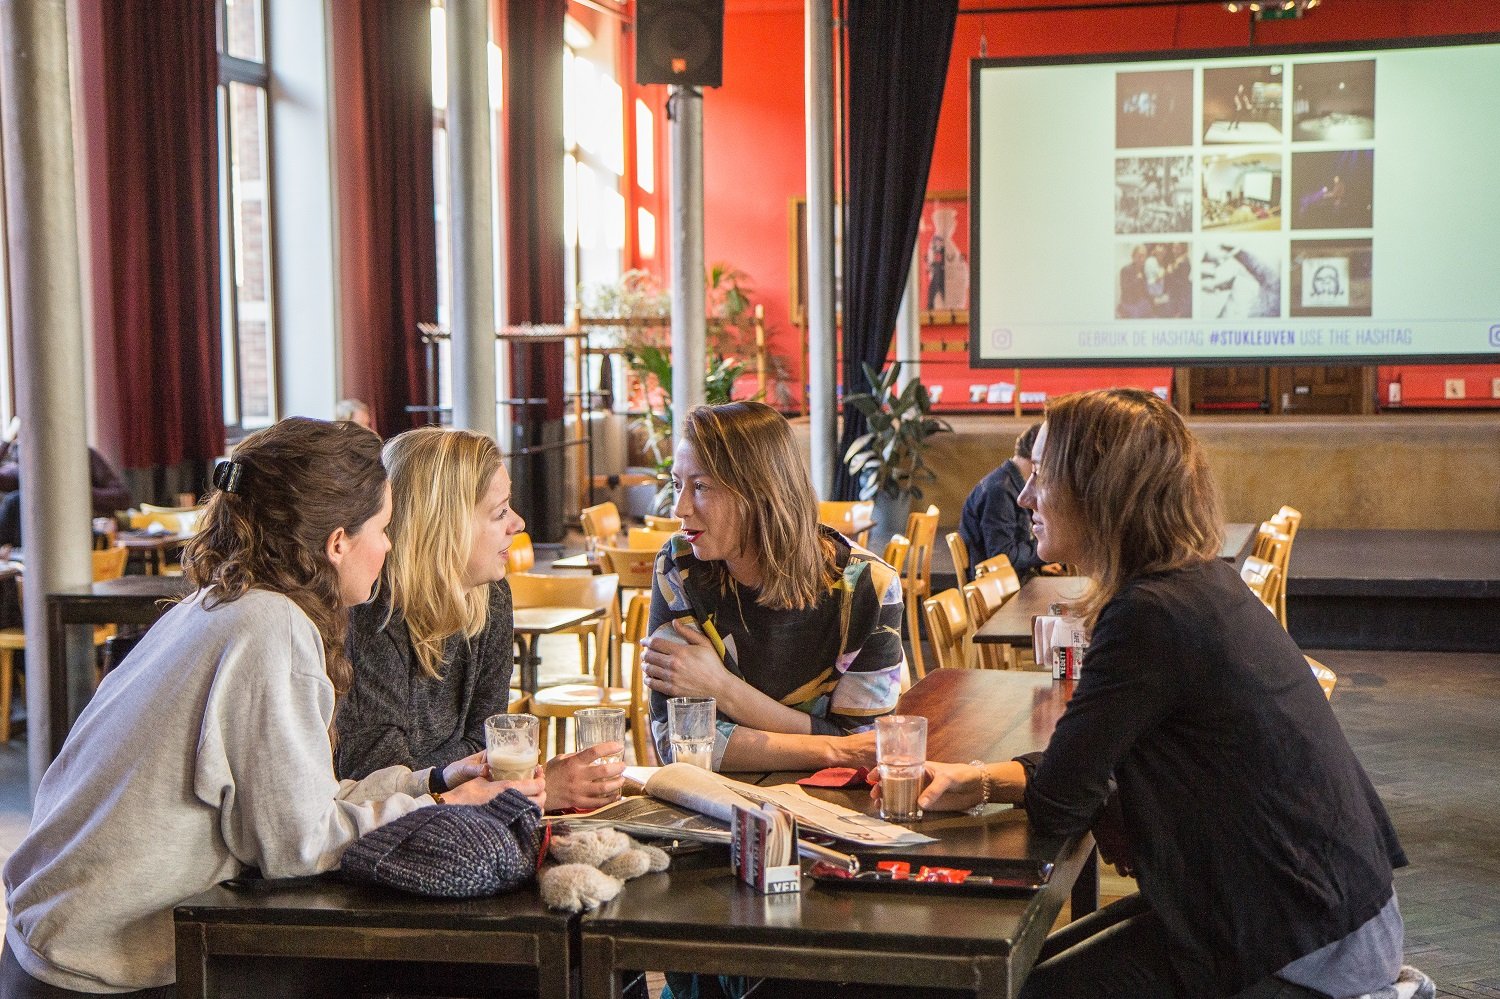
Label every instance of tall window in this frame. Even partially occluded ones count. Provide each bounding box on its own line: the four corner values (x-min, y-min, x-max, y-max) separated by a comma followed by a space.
217, 0, 277, 430
563, 19, 626, 313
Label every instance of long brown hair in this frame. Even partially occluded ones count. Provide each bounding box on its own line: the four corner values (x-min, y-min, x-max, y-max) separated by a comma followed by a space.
1040, 388, 1222, 626
682, 401, 838, 610
381, 427, 505, 679
183, 417, 388, 693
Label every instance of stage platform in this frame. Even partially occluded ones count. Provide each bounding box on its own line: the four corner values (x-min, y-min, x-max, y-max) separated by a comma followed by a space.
1286, 530, 1500, 653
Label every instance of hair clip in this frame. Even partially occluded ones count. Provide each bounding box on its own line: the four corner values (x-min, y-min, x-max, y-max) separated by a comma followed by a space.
213, 460, 246, 495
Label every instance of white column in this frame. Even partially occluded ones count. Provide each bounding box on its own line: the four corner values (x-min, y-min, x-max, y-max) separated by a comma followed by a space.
447, 0, 498, 438
0, 0, 97, 792
669, 85, 706, 445
894, 249, 921, 394
805, 0, 837, 498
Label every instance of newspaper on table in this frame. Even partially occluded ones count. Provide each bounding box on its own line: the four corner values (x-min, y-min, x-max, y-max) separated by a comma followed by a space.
569, 763, 935, 847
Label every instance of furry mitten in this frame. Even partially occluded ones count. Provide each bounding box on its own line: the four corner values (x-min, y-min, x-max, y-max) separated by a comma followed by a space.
537, 825, 670, 913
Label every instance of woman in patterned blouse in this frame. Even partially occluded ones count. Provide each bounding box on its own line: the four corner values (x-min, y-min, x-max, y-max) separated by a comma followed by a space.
640, 402, 904, 771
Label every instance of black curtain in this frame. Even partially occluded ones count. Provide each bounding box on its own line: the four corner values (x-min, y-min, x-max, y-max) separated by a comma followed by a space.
833, 1, 958, 500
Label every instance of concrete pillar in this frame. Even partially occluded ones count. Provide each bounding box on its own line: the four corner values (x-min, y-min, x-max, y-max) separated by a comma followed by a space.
895, 248, 921, 394
805, 0, 837, 498
0, 0, 97, 793
669, 85, 706, 446
446, 0, 499, 439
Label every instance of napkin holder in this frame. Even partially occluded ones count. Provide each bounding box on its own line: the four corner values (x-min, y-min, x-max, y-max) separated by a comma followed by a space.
731, 803, 802, 895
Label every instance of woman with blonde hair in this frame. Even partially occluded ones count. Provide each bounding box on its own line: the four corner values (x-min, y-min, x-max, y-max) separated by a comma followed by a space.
641, 401, 902, 772
3, 418, 510, 996
337, 426, 622, 811
907, 389, 1409, 999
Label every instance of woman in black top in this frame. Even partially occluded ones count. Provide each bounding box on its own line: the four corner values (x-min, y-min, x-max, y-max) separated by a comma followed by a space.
907, 389, 1409, 999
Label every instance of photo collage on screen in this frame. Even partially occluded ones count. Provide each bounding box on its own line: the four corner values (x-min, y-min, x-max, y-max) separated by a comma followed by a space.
1113, 59, 1375, 321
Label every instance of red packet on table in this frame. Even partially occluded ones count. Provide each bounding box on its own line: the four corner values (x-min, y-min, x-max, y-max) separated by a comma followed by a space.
797, 766, 869, 788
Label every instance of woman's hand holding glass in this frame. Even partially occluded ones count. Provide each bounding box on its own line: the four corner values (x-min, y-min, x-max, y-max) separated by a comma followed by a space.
543, 743, 627, 811
641, 618, 733, 700
436, 749, 547, 808
869, 759, 985, 814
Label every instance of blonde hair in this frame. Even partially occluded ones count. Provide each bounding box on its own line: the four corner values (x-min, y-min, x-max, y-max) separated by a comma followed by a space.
682, 402, 838, 610
381, 427, 504, 678
1040, 388, 1223, 626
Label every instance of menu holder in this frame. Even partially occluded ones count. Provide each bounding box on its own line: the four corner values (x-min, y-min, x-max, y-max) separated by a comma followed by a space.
731, 803, 802, 895
1032, 614, 1088, 680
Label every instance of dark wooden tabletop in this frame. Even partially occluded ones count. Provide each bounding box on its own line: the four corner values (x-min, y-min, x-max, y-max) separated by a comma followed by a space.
972, 576, 1091, 646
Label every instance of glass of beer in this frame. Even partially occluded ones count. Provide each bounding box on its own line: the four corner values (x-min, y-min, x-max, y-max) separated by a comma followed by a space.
484, 713, 540, 781
574, 707, 626, 764
667, 696, 715, 769
876, 715, 928, 823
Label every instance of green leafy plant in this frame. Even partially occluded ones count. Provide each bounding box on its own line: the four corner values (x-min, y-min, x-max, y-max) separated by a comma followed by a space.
843, 363, 953, 502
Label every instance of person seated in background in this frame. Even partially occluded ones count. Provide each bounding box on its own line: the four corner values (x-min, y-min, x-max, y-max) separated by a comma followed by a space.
904, 389, 1410, 999
640, 401, 898, 774
0, 419, 132, 548
335, 426, 624, 812
2, 418, 517, 996
958, 422, 1061, 581
335, 398, 377, 434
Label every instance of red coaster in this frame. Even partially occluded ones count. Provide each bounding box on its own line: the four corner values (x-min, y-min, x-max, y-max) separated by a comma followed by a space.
797, 766, 870, 789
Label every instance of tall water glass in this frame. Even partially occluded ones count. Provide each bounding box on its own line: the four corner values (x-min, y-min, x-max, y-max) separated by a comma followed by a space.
667, 696, 715, 769
575, 707, 627, 764
876, 715, 928, 823
485, 713, 540, 781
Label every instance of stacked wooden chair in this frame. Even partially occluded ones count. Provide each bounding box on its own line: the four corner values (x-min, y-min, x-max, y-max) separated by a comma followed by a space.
900, 506, 941, 682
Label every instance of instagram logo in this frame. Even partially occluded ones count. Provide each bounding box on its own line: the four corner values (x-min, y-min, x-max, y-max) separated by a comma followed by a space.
990, 328, 1014, 351
1489, 324, 1500, 348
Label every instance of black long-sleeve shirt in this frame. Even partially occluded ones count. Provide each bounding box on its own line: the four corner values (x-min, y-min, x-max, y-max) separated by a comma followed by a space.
1019, 559, 1404, 996
335, 580, 513, 780
958, 460, 1041, 579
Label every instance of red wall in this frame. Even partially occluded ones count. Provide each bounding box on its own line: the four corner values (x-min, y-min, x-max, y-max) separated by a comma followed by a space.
659, 0, 1500, 411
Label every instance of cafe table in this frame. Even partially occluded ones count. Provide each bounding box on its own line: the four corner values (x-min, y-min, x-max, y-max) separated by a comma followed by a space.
512, 604, 605, 696
175, 876, 573, 999
972, 575, 1091, 649
117, 529, 192, 575
580, 669, 1094, 999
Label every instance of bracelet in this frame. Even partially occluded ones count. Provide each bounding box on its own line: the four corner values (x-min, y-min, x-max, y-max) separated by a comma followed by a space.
429, 767, 449, 795
969, 760, 992, 807
431, 791, 445, 806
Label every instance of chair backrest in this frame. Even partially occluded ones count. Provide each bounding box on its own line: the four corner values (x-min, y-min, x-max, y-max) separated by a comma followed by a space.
507, 532, 536, 575
817, 500, 875, 541
973, 553, 1022, 593
580, 502, 622, 544
945, 532, 969, 584
1275, 505, 1303, 542
1252, 523, 1292, 626
1240, 555, 1280, 613
627, 527, 677, 551
1305, 654, 1336, 700
597, 544, 658, 590
129, 506, 205, 534
962, 573, 1016, 670
92, 545, 129, 582
644, 515, 682, 532
623, 592, 655, 764
140, 501, 199, 514
509, 572, 620, 613
882, 534, 911, 576
921, 588, 970, 671
903, 505, 940, 595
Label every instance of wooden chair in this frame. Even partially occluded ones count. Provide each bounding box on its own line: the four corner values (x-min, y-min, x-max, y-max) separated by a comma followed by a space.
1305, 654, 1337, 701
128, 506, 205, 534
580, 501, 623, 548
626, 527, 678, 552
508, 572, 620, 686
817, 501, 874, 548
921, 588, 971, 671
621, 590, 655, 764
1275, 505, 1303, 542
946, 532, 970, 585
506, 532, 535, 575
901, 505, 941, 681
1253, 524, 1293, 627
974, 553, 1022, 593
597, 544, 659, 681
963, 570, 1021, 670
1, 546, 130, 741
882, 534, 911, 576
530, 675, 634, 760
643, 515, 682, 532
1240, 555, 1281, 615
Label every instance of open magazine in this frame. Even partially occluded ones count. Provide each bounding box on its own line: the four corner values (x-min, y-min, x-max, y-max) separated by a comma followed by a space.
569, 763, 935, 847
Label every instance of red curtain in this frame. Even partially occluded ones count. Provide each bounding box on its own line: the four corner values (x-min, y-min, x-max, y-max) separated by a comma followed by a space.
338, 0, 438, 436
92, 0, 223, 470
504, 0, 567, 424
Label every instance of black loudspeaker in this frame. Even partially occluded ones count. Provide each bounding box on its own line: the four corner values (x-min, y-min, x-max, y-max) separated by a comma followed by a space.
635, 0, 724, 87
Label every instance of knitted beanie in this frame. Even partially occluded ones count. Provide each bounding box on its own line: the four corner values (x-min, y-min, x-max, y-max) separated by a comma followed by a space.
340, 789, 543, 898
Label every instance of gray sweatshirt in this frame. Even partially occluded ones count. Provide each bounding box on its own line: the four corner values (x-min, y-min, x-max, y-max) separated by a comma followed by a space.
3, 588, 433, 992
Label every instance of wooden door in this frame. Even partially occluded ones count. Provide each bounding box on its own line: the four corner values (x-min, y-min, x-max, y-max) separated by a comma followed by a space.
1271, 366, 1374, 414
1185, 366, 1269, 413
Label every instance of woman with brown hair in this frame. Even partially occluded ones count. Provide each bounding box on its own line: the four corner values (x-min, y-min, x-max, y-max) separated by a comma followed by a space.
905, 389, 1410, 999
336, 426, 622, 810
3, 419, 512, 996
641, 401, 902, 772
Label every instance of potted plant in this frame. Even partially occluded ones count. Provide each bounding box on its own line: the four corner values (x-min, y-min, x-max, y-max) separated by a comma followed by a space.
843, 363, 952, 543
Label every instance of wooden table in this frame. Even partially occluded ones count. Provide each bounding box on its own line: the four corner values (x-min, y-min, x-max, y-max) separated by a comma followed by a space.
580, 669, 1093, 999
45, 575, 192, 758
118, 530, 192, 575
973, 576, 1090, 648
175, 876, 573, 999
512, 605, 605, 696
551, 551, 600, 572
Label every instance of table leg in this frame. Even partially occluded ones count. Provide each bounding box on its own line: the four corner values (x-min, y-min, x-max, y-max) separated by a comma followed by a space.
46, 598, 68, 760
1070, 845, 1099, 919
515, 633, 538, 696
